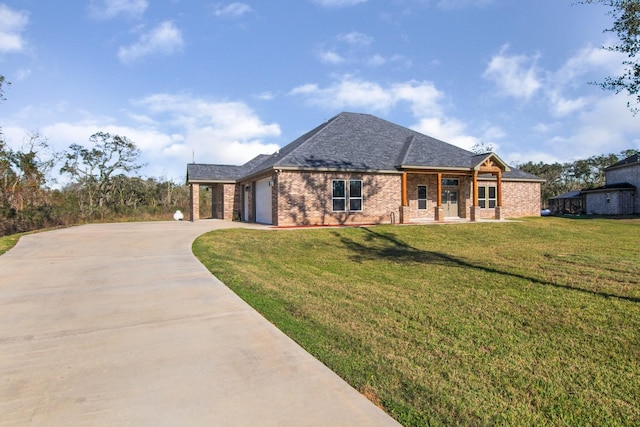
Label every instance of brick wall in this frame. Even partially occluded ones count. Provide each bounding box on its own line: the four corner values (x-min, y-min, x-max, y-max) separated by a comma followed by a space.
500, 181, 542, 218
275, 171, 401, 226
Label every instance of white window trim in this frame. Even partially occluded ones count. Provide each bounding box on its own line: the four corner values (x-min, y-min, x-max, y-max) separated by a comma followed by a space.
417, 185, 428, 210
332, 179, 346, 212
331, 179, 363, 212
478, 185, 497, 209
349, 179, 363, 212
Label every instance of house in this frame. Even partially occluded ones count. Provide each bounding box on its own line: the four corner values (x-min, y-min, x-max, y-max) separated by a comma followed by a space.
186, 112, 543, 226
581, 154, 639, 215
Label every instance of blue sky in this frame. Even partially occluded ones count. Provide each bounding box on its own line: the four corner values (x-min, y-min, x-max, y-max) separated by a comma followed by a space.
1, 0, 639, 182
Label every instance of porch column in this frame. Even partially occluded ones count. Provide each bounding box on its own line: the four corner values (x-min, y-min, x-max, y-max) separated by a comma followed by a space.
435, 173, 444, 222
400, 172, 410, 224
470, 170, 480, 222
190, 183, 200, 221
495, 170, 504, 220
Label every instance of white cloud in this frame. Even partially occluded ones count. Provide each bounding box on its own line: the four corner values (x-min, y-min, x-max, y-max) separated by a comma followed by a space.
118, 21, 184, 63
337, 31, 373, 46
483, 45, 542, 100
318, 50, 346, 65
213, 2, 253, 18
545, 43, 624, 117
313, 0, 367, 7
89, 0, 148, 19
0, 4, 28, 53
132, 93, 282, 166
5, 94, 282, 181
289, 75, 481, 149
413, 117, 480, 150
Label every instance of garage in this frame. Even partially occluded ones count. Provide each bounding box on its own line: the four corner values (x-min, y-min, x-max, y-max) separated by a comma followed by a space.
255, 177, 273, 224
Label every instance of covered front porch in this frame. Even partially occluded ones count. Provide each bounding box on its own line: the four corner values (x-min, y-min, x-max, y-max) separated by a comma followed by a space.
398, 153, 509, 224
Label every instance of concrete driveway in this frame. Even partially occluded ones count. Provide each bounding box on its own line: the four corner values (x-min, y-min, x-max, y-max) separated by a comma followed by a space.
0, 220, 400, 426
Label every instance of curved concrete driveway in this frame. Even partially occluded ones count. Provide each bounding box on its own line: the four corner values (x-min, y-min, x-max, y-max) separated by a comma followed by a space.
0, 221, 399, 426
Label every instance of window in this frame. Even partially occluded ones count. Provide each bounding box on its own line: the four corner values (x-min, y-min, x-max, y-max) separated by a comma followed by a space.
606, 193, 611, 204
441, 178, 459, 186
332, 180, 346, 211
332, 179, 363, 212
349, 180, 363, 211
417, 185, 427, 210
478, 185, 496, 209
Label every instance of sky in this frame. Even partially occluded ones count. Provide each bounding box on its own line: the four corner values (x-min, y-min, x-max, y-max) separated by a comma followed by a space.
1, 0, 639, 183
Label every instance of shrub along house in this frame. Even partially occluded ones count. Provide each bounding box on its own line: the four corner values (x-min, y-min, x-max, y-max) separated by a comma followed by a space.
186, 112, 543, 226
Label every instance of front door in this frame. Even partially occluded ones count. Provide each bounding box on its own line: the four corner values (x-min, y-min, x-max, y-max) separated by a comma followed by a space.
442, 189, 458, 217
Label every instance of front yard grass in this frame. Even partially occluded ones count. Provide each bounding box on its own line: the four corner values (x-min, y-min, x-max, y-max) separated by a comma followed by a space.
193, 217, 640, 426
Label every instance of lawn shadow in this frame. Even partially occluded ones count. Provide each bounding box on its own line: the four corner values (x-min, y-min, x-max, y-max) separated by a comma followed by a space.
332, 227, 640, 304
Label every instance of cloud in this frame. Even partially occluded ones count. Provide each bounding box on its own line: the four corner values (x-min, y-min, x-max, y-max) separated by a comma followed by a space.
89, 0, 148, 19
545, 43, 624, 117
290, 76, 444, 117
317, 50, 346, 64
5, 94, 282, 181
213, 2, 253, 18
313, 0, 367, 7
290, 75, 481, 149
131, 93, 282, 166
483, 45, 542, 100
0, 4, 29, 53
337, 31, 373, 46
118, 21, 184, 63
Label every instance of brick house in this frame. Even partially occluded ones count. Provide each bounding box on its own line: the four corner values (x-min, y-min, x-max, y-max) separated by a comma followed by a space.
186, 112, 543, 226
582, 154, 639, 215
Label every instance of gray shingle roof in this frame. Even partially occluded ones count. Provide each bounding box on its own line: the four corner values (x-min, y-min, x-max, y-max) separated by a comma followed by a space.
606, 153, 640, 170
187, 112, 543, 182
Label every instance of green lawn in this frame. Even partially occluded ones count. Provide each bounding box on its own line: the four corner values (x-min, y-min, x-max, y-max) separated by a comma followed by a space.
193, 217, 639, 426
0, 232, 24, 255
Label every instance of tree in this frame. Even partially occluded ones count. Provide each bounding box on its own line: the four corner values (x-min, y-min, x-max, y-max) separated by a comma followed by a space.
0, 74, 9, 101
61, 132, 145, 218
470, 141, 495, 154
580, 0, 640, 113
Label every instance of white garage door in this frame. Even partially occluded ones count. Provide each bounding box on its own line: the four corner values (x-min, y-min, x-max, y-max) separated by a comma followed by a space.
255, 178, 273, 225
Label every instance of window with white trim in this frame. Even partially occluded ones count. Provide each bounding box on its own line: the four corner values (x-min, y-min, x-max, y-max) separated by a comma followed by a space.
332, 180, 346, 211
478, 185, 496, 209
349, 180, 363, 211
417, 185, 427, 210
332, 179, 363, 212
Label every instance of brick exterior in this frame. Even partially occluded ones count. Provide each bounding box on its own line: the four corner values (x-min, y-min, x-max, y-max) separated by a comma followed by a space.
494, 180, 542, 218
274, 171, 401, 226
211, 183, 238, 220
404, 175, 541, 220
189, 183, 199, 221
196, 173, 541, 225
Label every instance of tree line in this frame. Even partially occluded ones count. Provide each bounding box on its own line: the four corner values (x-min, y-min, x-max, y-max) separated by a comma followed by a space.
516, 149, 639, 207
1, 77, 193, 236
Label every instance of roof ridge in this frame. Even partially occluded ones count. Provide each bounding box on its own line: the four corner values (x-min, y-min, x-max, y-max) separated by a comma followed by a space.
396, 135, 415, 166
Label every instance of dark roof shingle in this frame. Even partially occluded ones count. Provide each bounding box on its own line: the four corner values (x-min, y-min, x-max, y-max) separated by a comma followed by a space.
187, 112, 543, 182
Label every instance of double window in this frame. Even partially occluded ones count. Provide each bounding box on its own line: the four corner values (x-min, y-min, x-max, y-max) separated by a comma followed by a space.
332, 180, 363, 212
478, 185, 496, 209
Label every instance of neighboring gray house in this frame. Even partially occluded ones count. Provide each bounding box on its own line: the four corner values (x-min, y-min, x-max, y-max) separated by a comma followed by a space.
582, 154, 639, 215
186, 112, 543, 226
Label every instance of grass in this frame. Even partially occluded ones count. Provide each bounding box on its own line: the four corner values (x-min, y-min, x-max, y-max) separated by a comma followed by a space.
0, 232, 27, 255
193, 217, 640, 426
